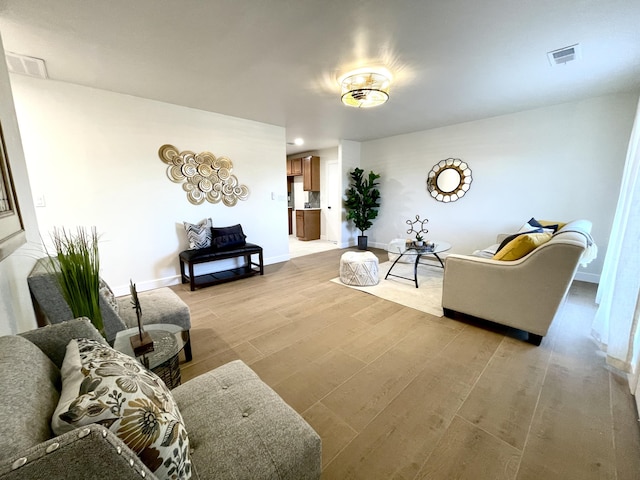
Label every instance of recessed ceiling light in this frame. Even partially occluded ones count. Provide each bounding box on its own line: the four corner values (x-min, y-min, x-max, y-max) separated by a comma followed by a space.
294, 138, 304, 146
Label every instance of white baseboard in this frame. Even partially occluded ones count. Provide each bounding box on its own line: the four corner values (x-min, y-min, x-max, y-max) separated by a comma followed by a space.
268, 253, 291, 264
112, 275, 181, 296
111, 248, 600, 297
340, 240, 386, 250
111, 253, 291, 296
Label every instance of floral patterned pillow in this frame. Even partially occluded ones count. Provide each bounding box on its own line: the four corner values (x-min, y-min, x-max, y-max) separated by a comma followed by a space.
52, 338, 191, 480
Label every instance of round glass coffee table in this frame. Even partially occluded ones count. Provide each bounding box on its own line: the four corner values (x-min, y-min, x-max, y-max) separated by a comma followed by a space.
385, 240, 451, 288
113, 324, 185, 389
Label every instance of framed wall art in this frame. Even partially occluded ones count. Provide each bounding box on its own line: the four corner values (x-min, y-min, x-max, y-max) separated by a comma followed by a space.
0, 120, 26, 261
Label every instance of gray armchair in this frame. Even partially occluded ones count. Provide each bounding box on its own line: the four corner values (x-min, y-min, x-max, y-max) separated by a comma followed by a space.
27, 258, 192, 361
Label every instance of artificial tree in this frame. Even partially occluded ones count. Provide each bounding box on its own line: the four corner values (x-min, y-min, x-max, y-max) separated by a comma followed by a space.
344, 168, 381, 250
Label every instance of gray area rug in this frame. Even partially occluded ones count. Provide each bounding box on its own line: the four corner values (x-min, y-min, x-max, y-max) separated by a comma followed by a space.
331, 260, 444, 317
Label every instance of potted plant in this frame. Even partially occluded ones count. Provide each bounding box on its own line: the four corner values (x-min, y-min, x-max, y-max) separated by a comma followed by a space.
46, 226, 105, 337
415, 233, 424, 247
345, 168, 381, 250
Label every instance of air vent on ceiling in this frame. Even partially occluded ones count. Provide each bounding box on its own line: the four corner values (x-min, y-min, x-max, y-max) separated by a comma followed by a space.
547, 44, 581, 66
5, 52, 48, 78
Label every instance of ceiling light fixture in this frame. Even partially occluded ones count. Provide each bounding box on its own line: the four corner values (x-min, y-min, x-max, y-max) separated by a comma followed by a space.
339, 67, 392, 108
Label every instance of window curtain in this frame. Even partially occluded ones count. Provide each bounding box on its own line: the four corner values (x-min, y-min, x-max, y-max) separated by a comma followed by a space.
592, 96, 640, 378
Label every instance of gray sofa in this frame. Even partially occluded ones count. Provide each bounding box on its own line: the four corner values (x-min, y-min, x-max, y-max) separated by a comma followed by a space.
0, 318, 321, 480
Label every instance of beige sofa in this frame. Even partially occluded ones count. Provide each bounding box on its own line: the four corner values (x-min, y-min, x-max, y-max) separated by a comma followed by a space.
442, 219, 594, 345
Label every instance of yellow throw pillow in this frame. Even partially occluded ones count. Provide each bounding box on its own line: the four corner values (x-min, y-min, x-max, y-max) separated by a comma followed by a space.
492, 232, 552, 261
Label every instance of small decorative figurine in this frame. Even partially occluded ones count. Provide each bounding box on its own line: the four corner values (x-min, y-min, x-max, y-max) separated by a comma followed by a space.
406, 215, 429, 248
129, 280, 154, 356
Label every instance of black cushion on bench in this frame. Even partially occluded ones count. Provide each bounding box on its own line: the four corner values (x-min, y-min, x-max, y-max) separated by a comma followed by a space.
211, 224, 247, 249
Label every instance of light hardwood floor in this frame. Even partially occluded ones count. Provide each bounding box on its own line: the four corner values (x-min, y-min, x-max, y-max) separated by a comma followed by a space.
172, 248, 640, 480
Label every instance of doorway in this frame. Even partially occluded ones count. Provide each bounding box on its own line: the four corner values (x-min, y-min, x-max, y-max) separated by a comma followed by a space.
326, 160, 340, 243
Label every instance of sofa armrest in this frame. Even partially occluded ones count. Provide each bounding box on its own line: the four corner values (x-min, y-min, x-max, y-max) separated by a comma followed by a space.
0, 425, 157, 480
19, 317, 107, 369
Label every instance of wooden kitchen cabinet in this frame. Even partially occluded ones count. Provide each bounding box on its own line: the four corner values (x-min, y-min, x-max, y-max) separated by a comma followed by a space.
290, 157, 303, 176
296, 209, 320, 241
303, 155, 320, 191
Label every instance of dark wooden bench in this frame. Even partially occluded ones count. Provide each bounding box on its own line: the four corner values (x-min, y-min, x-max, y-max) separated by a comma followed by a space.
179, 243, 264, 291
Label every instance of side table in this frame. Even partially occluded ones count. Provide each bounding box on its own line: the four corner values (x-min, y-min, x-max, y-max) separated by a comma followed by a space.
385, 240, 451, 288
113, 324, 185, 389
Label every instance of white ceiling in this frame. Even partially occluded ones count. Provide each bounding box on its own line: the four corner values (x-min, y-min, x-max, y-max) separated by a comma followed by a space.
0, 0, 639, 155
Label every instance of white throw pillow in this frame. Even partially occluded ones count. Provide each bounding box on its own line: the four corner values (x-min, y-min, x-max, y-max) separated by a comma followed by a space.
183, 218, 212, 249
471, 243, 500, 258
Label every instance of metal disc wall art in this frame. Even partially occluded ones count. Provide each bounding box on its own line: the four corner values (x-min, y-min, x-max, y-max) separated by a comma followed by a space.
158, 144, 250, 206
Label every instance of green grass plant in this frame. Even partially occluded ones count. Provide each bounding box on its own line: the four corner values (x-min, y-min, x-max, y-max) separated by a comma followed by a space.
47, 226, 105, 337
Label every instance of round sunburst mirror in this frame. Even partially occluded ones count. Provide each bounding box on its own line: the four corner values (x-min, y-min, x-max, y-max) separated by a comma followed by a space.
426, 158, 472, 203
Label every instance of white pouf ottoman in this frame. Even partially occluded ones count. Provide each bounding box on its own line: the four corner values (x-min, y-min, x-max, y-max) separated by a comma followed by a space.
340, 251, 379, 286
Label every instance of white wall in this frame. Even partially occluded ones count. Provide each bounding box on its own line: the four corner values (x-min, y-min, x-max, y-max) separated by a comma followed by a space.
0, 33, 41, 335
360, 93, 638, 282
11, 75, 289, 295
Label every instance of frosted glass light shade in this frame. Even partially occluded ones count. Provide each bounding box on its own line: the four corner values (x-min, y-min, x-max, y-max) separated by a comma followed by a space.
340, 70, 391, 108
